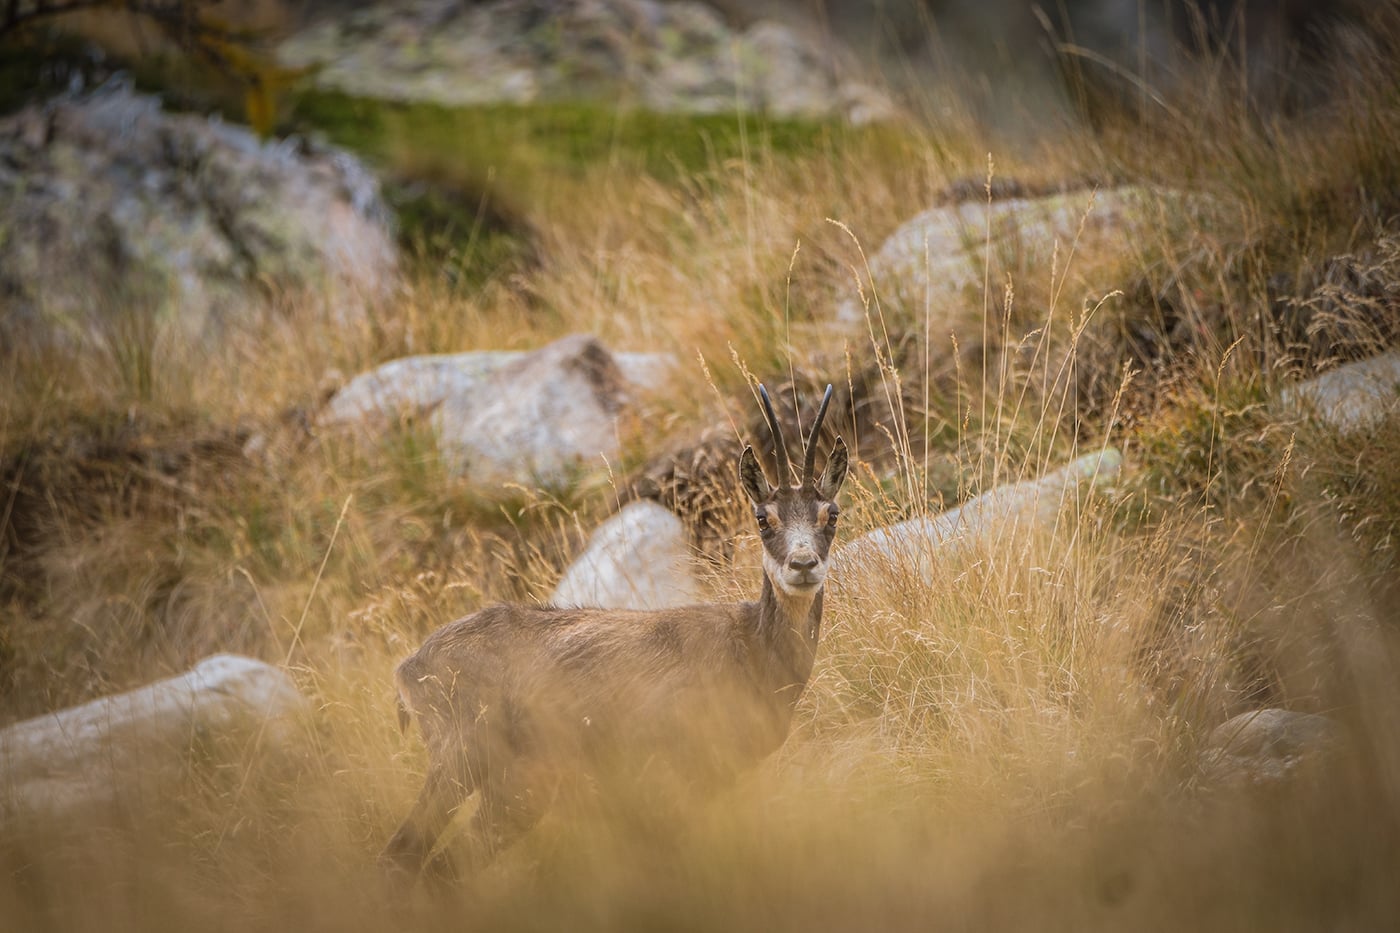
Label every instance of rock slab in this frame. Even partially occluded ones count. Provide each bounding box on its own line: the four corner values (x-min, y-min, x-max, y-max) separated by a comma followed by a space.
1278, 350, 1400, 433
440, 334, 630, 485
1, 654, 306, 821
551, 500, 702, 610
320, 335, 676, 490
833, 448, 1123, 585
836, 187, 1204, 326
322, 342, 673, 427
1200, 708, 1342, 788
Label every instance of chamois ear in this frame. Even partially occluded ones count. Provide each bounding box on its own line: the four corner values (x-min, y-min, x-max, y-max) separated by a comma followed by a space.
739, 445, 771, 505
817, 437, 848, 501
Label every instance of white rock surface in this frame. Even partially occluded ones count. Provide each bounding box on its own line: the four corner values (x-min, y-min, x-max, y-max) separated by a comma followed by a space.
278, 0, 892, 123
321, 346, 673, 428
1200, 708, 1341, 788
833, 448, 1123, 585
1277, 351, 1400, 433
320, 352, 518, 426
321, 336, 675, 490
439, 334, 628, 486
551, 500, 703, 610
1, 654, 305, 820
0, 82, 397, 345
836, 187, 1201, 326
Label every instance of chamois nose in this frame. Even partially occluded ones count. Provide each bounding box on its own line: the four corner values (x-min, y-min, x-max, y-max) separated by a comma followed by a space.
788, 553, 819, 572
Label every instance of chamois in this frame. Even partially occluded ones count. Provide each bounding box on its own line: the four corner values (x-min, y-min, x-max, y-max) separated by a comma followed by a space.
380, 384, 848, 881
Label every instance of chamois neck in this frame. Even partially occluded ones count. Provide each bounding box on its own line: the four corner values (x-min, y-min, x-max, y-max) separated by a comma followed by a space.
751, 571, 824, 706
757, 573, 820, 641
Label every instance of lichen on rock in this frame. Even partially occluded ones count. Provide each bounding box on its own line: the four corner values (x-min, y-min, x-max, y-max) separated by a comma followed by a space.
0, 79, 398, 348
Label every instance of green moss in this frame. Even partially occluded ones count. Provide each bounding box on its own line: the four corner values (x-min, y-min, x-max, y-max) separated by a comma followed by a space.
283, 89, 389, 153
1299, 411, 1400, 569
1129, 378, 1291, 520
381, 170, 537, 284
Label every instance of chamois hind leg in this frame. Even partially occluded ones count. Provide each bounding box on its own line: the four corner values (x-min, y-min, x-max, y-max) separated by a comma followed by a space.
380, 759, 471, 881
422, 766, 546, 883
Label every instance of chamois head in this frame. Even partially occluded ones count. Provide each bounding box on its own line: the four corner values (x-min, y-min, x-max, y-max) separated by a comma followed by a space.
738, 384, 849, 596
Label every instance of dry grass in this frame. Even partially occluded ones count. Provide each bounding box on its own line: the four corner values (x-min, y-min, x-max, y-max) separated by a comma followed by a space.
5, 11, 1400, 929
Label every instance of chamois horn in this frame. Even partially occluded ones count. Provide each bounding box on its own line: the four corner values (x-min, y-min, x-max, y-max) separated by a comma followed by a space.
758, 384, 791, 485
802, 384, 834, 487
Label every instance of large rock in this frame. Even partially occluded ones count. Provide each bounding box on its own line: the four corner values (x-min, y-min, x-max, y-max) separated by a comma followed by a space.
0, 81, 396, 345
0, 654, 306, 821
833, 448, 1123, 585
278, 0, 893, 123
320, 335, 676, 490
321, 342, 674, 426
551, 500, 703, 610
1277, 351, 1400, 433
320, 351, 522, 425
441, 334, 629, 485
836, 186, 1203, 326
1200, 708, 1342, 788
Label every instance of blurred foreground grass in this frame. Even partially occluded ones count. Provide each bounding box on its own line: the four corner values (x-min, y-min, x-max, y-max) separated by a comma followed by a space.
5, 8, 1400, 930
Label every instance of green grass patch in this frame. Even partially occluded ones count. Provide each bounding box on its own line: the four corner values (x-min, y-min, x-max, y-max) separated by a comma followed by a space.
285, 89, 849, 187
281, 89, 866, 278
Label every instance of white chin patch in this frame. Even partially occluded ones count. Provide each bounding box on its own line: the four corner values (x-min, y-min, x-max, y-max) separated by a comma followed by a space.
764, 550, 824, 596
781, 575, 822, 594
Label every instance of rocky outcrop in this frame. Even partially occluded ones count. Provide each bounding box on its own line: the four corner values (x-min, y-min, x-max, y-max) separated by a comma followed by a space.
1278, 351, 1400, 433
320, 351, 524, 426
319, 335, 677, 490
832, 448, 1123, 585
440, 334, 630, 485
321, 342, 673, 427
1199, 708, 1342, 788
0, 655, 306, 821
0, 81, 397, 346
551, 500, 702, 610
278, 0, 893, 123
836, 186, 1204, 326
